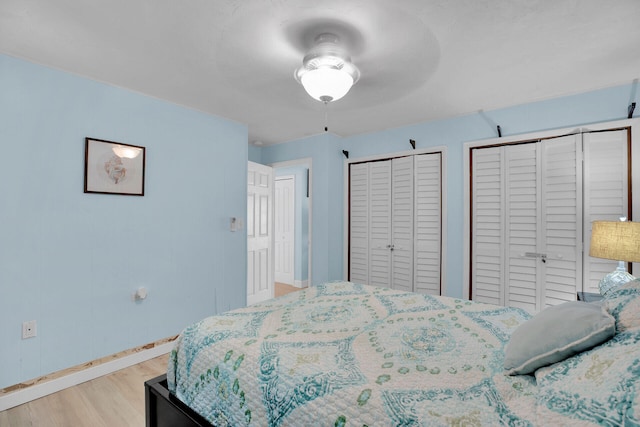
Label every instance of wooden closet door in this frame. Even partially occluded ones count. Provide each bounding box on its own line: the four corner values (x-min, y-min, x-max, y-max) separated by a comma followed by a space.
472, 135, 582, 311
348, 161, 393, 288
348, 153, 443, 294
503, 141, 539, 311
539, 134, 582, 307
390, 156, 414, 292
471, 130, 633, 311
414, 153, 442, 294
471, 145, 505, 306
504, 135, 582, 311
349, 163, 370, 285
368, 161, 393, 287
583, 129, 630, 293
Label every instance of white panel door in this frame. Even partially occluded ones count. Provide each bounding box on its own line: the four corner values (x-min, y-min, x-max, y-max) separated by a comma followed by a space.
414, 153, 442, 294
368, 161, 392, 287
391, 156, 414, 292
247, 161, 273, 305
349, 163, 370, 285
583, 129, 630, 292
274, 176, 295, 285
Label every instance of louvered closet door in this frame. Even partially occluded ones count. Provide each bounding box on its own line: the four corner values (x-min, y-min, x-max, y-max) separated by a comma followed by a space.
349, 163, 370, 285
368, 161, 393, 287
583, 129, 630, 292
414, 153, 442, 294
504, 142, 539, 311
472, 146, 505, 306
540, 135, 582, 306
348, 153, 443, 294
390, 157, 414, 292
505, 135, 582, 310
472, 135, 581, 311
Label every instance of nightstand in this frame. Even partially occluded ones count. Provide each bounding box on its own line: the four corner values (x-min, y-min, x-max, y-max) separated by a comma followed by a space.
577, 292, 604, 303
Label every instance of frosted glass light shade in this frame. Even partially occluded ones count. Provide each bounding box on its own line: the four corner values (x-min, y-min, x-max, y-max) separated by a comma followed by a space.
295, 33, 360, 103
300, 68, 354, 103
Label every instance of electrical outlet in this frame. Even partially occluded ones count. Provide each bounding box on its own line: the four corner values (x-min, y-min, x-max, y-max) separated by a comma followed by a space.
22, 320, 37, 339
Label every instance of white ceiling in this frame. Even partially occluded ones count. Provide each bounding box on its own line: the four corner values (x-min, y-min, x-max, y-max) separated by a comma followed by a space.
1, 0, 639, 146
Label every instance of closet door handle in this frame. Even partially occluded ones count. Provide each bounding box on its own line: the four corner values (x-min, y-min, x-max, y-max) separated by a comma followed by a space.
524, 252, 547, 262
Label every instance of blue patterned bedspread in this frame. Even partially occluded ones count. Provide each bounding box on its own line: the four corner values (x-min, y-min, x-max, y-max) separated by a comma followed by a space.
167, 282, 639, 426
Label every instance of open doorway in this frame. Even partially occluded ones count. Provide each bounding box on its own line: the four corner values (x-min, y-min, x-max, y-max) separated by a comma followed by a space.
271, 158, 312, 289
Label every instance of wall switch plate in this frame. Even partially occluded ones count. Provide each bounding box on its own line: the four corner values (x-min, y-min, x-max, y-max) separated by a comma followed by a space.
230, 217, 244, 232
22, 320, 37, 339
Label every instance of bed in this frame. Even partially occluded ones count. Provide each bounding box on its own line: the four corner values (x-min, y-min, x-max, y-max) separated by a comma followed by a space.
145, 280, 640, 426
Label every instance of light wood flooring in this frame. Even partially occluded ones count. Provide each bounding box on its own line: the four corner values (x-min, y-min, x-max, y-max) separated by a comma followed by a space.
0, 354, 168, 427
274, 281, 304, 297
1, 284, 304, 426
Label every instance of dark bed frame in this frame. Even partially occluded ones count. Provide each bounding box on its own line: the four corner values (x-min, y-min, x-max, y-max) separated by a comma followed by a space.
145, 374, 214, 427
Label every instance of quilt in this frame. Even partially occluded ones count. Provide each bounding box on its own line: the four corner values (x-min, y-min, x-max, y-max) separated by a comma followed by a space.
167, 281, 638, 426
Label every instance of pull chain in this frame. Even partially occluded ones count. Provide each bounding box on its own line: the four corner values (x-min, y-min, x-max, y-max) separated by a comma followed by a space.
324, 101, 329, 132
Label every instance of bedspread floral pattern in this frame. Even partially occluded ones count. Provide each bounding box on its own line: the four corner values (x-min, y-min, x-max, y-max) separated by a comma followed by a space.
534, 329, 640, 425
167, 282, 636, 426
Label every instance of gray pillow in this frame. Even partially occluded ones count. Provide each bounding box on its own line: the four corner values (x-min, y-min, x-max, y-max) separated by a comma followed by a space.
504, 301, 615, 375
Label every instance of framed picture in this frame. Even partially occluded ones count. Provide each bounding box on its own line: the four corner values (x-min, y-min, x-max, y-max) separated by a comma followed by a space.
84, 137, 145, 196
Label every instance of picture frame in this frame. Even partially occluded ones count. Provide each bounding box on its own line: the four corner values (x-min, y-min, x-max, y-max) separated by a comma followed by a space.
84, 137, 145, 196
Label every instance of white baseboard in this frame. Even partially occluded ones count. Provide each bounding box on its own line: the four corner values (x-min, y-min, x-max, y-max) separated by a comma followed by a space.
294, 279, 309, 288
0, 341, 173, 411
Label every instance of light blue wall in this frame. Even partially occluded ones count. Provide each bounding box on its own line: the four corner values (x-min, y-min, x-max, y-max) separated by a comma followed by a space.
248, 144, 262, 163
262, 132, 343, 285
0, 54, 248, 388
261, 84, 639, 295
274, 165, 309, 283
4, 49, 634, 388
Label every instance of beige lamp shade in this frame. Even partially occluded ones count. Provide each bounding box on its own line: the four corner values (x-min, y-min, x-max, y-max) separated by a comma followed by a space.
589, 221, 640, 263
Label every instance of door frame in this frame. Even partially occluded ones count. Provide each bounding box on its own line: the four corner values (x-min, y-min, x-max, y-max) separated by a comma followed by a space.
463, 117, 640, 301
270, 158, 313, 288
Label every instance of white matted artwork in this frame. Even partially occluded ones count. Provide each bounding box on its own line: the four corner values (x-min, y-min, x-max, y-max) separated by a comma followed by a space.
84, 137, 145, 196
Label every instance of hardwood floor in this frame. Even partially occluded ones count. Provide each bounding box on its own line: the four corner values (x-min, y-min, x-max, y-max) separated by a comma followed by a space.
274, 282, 304, 297
1, 284, 304, 426
0, 354, 168, 427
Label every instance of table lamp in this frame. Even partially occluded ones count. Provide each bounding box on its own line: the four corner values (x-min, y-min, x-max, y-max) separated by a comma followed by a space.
589, 220, 640, 295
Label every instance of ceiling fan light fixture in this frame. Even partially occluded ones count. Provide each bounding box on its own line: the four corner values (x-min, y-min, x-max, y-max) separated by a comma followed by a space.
295, 33, 360, 103
300, 67, 354, 103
